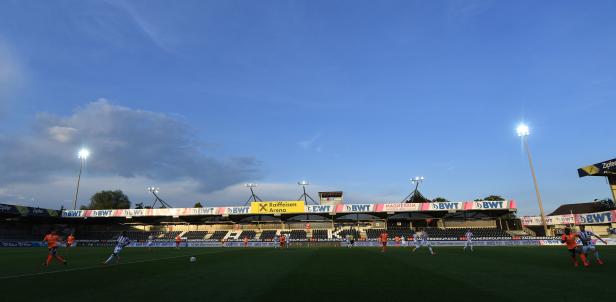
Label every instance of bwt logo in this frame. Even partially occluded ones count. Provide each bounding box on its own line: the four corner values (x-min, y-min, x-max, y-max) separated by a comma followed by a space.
346, 205, 371, 212
580, 212, 612, 224
194, 208, 215, 215
475, 201, 504, 209
431, 203, 459, 210
309, 205, 331, 212
227, 207, 249, 214
91, 210, 113, 217
63, 211, 83, 217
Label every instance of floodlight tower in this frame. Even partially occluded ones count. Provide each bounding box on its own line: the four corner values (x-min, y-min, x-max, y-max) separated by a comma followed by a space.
517, 124, 549, 236
147, 186, 173, 208
72, 148, 90, 210
243, 183, 263, 206
401, 176, 424, 203
297, 180, 317, 204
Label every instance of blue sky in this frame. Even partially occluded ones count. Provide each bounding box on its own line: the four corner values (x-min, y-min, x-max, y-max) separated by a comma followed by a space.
0, 0, 615, 214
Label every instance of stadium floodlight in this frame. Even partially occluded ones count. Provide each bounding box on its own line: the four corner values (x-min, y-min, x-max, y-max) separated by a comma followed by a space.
78, 148, 90, 160
72, 148, 91, 210
516, 124, 530, 137
411, 176, 424, 185
401, 176, 425, 203
147, 187, 172, 208
243, 183, 262, 205
297, 180, 317, 205
516, 123, 549, 236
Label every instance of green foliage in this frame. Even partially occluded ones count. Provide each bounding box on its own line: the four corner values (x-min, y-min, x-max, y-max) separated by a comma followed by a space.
193, 202, 203, 208
432, 197, 450, 203
475, 195, 505, 201
80, 190, 131, 210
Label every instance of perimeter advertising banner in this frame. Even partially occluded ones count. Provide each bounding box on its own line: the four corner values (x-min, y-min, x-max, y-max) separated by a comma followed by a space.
578, 157, 616, 177
250, 201, 305, 214
376, 203, 422, 212
575, 210, 616, 225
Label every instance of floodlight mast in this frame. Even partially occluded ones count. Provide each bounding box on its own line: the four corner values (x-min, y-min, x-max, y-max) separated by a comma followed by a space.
297, 180, 317, 205
401, 176, 424, 203
147, 187, 172, 208
517, 124, 549, 236
72, 148, 90, 210
243, 183, 263, 206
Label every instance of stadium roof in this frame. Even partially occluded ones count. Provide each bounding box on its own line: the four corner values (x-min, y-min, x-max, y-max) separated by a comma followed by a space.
548, 202, 607, 215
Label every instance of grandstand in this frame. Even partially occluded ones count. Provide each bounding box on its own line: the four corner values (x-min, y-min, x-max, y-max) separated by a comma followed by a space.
3, 199, 615, 245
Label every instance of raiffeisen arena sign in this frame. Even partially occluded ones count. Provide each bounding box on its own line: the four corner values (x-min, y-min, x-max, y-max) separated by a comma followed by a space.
250, 201, 305, 214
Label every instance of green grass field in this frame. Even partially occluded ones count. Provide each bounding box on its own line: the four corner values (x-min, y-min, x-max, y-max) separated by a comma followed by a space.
0, 246, 614, 302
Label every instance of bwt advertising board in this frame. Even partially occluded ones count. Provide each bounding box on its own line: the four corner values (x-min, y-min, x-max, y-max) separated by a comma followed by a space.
250, 201, 305, 214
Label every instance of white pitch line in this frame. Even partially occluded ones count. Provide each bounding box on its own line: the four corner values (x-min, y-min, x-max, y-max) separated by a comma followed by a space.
0, 252, 208, 280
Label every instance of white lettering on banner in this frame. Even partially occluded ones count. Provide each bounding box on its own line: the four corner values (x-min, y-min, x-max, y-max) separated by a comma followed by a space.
545, 214, 575, 225
343, 204, 374, 212
62, 210, 84, 217
603, 160, 616, 170
429, 202, 460, 210
223, 207, 250, 215
521, 216, 543, 226
473, 201, 506, 209
90, 210, 113, 217
306, 205, 333, 213
188, 207, 217, 215
577, 211, 613, 225
379, 203, 421, 212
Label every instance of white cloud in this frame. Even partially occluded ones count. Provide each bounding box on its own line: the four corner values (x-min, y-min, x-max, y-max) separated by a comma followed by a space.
0, 100, 260, 208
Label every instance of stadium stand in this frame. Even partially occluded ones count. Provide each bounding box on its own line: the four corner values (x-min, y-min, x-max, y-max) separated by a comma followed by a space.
160, 231, 182, 240
290, 230, 306, 240
386, 228, 414, 239
311, 229, 328, 240
238, 230, 257, 239
365, 228, 384, 239
337, 228, 360, 239
424, 227, 511, 238
209, 230, 228, 241
259, 230, 277, 241
184, 231, 208, 240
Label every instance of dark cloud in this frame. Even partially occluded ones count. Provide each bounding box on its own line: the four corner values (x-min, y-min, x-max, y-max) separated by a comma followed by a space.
0, 100, 259, 193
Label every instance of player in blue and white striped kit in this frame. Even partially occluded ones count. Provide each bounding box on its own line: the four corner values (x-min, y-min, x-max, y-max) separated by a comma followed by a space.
103, 231, 131, 265
463, 229, 474, 252
577, 226, 606, 266
412, 230, 436, 255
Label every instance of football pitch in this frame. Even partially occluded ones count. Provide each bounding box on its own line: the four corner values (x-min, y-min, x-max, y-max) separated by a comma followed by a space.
0, 246, 614, 302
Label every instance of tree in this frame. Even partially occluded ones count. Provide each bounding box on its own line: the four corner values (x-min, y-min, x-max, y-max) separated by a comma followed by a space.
81, 190, 131, 210
432, 197, 450, 203
475, 195, 505, 201
193, 202, 203, 208
596, 198, 616, 210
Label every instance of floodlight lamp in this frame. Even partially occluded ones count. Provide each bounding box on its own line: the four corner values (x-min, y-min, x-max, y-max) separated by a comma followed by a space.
516, 124, 530, 137
245, 183, 257, 188
298, 180, 310, 186
78, 148, 90, 160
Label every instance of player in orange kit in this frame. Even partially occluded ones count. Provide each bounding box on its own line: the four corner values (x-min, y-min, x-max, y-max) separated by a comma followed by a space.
379, 231, 388, 253
175, 235, 182, 249
43, 230, 67, 266
561, 227, 581, 267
